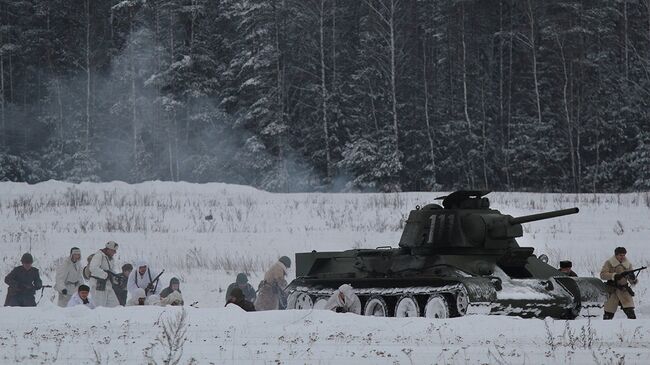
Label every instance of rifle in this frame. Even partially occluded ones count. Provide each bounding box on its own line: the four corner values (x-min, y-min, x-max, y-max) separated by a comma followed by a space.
607, 267, 647, 297
104, 270, 125, 287
616, 266, 647, 281
145, 269, 165, 295
37, 285, 53, 305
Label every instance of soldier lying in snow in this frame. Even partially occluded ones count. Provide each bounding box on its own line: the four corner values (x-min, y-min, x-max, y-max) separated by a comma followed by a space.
324, 284, 361, 314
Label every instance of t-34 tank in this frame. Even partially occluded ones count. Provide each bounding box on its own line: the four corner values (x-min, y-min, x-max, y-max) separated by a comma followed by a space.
286, 191, 606, 319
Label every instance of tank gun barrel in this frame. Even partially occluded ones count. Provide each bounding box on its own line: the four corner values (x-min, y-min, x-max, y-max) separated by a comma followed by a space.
509, 207, 579, 225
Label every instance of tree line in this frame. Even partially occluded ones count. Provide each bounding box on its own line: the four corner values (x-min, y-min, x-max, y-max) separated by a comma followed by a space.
0, 0, 648, 192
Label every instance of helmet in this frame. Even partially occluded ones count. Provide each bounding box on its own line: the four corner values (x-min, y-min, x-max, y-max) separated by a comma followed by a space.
21, 253, 34, 264
236, 273, 248, 284
279, 256, 291, 268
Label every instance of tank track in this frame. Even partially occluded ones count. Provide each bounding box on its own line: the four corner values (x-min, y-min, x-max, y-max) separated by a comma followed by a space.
288, 284, 477, 317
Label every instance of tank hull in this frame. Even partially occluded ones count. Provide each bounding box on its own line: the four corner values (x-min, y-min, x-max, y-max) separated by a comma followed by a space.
286, 249, 607, 319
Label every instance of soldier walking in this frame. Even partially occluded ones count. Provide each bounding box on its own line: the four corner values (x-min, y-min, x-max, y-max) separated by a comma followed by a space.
4, 253, 43, 307
89, 241, 120, 308
254, 256, 291, 311
600, 247, 638, 319
54, 247, 84, 307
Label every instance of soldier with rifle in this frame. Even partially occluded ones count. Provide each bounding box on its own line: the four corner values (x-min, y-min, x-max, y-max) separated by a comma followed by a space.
4, 253, 43, 307
254, 256, 291, 311
89, 241, 120, 307
600, 246, 646, 319
127, 259, 164, 300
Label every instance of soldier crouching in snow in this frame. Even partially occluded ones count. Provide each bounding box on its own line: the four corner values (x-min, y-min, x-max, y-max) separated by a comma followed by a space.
226, 273, 257, 303
254, 256, 291, 311
67, 284, 96, 309
600, 247, 638, 319
127, 288, 148, 306
4, 253, 43, 307
324, 284, 361, 314
89, 241, 120, 308
127, 259, 161, 299
54, 247, 83, 307
159, 277, 184, 306
226, 287, 255, 311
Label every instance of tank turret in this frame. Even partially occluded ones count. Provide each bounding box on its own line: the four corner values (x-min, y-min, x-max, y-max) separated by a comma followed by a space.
286, 190, 606, 319
399, 191, 579, 250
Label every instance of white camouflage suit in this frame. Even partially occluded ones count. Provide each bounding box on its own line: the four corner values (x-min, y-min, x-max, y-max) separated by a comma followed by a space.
324, 284, 362, 314
54, 256, 84, 307
127, 259, 160, 298
89, 249, 119, 307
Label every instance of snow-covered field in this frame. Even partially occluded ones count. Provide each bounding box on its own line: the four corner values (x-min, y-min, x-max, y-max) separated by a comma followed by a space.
1, 181, 649, 364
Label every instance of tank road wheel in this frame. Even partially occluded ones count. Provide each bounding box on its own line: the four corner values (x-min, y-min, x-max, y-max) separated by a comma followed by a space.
287, 291, 314, 310
313, 297, 329, 310
395, 295, 421, 317
364, 296, 389, 317
424, 295, 450, 319
454, 287, 470, 316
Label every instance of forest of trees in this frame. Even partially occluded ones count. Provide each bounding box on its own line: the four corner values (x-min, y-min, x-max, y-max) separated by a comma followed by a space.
0, 0, 649, 193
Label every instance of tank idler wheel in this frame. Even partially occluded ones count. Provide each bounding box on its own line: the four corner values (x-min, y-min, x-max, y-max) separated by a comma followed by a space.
287, 291, 314, 310
454, 287, 469, 316
395, 295, 421, 317
364, 296, 390, 317
313, 297, 329, 310
424, 294, 450, 319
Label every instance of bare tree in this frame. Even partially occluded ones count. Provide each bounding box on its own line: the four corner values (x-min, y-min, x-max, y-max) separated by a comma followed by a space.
422, 37, 436, 188
319, 0, 332, 181
85, 0, 92, 151
0, 30, 5, 150
525, 0, 542, 127
556, 35, 577, 192
145, 309, 190, 365
460, 2, 472, 133
365, 0, 402, 154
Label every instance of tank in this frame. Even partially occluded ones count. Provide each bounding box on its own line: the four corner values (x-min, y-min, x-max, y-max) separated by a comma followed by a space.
286, 190, 607, 319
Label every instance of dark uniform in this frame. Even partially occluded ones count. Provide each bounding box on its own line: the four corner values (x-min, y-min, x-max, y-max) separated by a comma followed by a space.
225, 282, 257, 303
160, 277, 182, 299
225, 273, 257, 302
559, 260, 578, 277
114, 263, 132, 306
113, 274, 129, 306
225, 287, 256, 312
4, 254, 43, 307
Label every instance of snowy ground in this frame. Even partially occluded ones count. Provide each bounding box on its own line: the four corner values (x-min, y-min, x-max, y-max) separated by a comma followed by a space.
1, 181, 649, 364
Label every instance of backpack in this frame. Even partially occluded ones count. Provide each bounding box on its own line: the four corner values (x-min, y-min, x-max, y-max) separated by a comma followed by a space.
82, 253, 95, 280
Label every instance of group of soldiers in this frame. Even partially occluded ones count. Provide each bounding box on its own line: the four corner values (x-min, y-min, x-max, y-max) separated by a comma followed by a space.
557, 246, 642, 319
4, 243, 644, 320
224, 256, 292, 312
4, 241, 183, 309
223, 255, 363, 314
